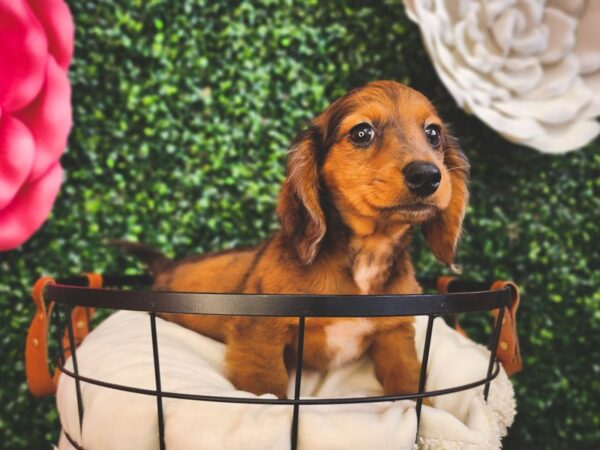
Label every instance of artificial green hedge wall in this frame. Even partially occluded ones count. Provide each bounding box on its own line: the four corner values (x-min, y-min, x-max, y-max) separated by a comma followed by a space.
1, 1, 599, 448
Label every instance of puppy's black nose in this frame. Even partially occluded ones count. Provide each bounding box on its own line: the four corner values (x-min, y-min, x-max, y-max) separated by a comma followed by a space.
403, 161, 441, 197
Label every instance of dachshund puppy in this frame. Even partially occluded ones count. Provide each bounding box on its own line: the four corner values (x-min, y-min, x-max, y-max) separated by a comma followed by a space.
120, 80, 469, 399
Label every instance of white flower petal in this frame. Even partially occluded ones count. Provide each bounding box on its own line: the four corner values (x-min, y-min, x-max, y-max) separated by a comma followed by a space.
403, 0, 599, 153
430, 41, 472, 106
475, 38, 507, 72
526, 54, 580, 99
516, 0, 544, 27
404, 0, 419, 21
441, 0, 464, 23
416, 21, 471, 108
525, 120, 600, 153
580, 71, 600, 118
484, 0, 517, 23
493, 59, 543, 94
502, 55, 537, 71
455, 20, 503, 73
547, 0, 586, 17
415, 2, 447, 44
574, 0, 600, 75
468, 100, 545, 140
465, 5, 485, 42
495, 78, 592, 125
452, 58, 511, 100
418, 0, 454, 45
540, 7, 577, 64
510, 25, 548, 56
491, 8, 519, 54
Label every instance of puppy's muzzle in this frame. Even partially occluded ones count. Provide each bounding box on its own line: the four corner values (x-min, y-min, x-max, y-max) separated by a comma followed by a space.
403, 161, 441, 197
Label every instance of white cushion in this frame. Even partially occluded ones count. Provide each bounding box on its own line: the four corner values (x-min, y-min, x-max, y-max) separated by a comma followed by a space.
57, 311, 515, 450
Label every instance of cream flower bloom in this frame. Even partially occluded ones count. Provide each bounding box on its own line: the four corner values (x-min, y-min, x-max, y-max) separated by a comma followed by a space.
404, 0, 600, 153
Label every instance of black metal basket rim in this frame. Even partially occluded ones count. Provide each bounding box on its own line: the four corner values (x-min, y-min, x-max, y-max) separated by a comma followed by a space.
45, 278, 511, 317
57, 359, 501, 406
49, 274, 510, 450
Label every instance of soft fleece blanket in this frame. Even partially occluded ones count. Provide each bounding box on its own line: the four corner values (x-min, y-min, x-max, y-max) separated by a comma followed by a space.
56, 311, 515, 450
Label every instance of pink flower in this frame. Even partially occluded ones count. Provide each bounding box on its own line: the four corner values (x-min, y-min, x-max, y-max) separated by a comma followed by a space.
0, 0, 73, 251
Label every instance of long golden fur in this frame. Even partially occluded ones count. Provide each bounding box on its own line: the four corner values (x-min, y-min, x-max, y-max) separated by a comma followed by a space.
119, 80, 469, 399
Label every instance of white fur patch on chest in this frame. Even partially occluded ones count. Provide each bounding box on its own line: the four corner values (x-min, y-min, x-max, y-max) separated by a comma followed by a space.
352, 235, 398, 294
353, 261, 384, 294
324, 319, 375, 368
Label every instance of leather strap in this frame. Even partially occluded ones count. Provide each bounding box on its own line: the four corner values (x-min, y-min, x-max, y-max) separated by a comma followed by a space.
490, 280, 522, 376
25, 274, 101, 397
25, 277, 57, 397
438, 277, 522, 376
60, 273, 100, 356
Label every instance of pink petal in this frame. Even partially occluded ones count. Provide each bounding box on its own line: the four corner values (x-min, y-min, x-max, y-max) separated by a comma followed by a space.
27, 0, 74, 70
0, 0, 48, 111
0, 114, 35, 209
14, 56, 72, 183
0, 161, 62, 251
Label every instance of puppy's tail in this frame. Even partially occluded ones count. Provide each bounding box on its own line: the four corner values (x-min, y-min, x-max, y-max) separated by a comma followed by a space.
109, 239, 171, 275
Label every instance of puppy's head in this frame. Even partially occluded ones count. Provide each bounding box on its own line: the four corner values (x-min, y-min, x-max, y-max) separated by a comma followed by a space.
277, 81, 469, 269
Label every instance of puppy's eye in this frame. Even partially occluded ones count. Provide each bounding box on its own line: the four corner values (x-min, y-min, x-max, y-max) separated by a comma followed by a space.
425, 124, 442, 148
349, 123, 375, 146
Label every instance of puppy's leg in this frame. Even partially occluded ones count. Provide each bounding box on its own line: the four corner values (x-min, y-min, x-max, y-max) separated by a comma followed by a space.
370, 321, 422, 396
225, 318, 290, 399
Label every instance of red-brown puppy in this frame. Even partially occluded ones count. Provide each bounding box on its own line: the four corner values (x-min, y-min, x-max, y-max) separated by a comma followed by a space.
121, 80, 469, 399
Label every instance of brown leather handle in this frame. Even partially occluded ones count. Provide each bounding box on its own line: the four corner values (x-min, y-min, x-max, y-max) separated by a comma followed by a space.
25, 276, 57, 396
60, 273, 101, 357
25, 274, 101, 397
490, 280, 522, 376
437, 277, 522, 376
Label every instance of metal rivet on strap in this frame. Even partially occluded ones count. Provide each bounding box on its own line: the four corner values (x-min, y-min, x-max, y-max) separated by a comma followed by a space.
76, 320, 85, 329
32, 337, 39, 347
500, 340, 509, 351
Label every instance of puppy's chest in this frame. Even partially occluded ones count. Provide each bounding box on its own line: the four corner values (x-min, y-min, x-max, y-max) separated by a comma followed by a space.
326, 318, 376, 367
304, 318, 375, 369
351, 234, 400, 294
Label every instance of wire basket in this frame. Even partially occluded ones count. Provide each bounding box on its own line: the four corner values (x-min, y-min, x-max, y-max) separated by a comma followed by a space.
28, 274, 518, 450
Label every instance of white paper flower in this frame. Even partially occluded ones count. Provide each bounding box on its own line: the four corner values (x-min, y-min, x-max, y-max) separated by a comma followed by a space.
404, 0, 600, 153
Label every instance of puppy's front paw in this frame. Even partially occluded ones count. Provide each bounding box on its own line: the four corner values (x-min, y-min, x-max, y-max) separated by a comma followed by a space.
421, 397, 433, 407
230, 369, 289, 399
226, 340, 290, 399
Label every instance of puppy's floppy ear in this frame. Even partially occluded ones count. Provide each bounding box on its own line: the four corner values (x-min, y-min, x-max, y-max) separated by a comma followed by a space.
277, 126, 326, 264
422, 136, 470, 272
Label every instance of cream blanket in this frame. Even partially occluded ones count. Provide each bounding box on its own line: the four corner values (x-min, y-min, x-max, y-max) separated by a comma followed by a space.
57, 311, 515, 449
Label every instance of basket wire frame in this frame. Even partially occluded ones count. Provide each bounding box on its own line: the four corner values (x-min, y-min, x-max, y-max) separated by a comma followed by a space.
47, 275, 509, 450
